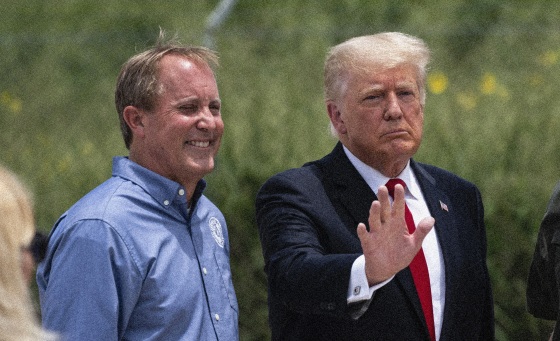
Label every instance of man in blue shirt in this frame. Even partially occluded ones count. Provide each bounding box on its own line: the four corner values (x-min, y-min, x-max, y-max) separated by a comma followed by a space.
37, 33, 239, 340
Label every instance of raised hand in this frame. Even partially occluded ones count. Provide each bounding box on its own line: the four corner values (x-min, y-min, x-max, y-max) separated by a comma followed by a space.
356, 183, 435, 286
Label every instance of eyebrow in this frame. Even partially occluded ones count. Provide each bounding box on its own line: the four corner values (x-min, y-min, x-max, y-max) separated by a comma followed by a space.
174, 96, 221, 105
361, 81, 417, 93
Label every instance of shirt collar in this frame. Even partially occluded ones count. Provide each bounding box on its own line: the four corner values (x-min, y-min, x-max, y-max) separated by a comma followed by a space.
112, 156, 206, 208
342, 145, 421, 200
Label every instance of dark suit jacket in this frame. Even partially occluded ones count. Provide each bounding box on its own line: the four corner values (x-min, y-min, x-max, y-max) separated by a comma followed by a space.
527, 181, 560, 339
256, 143, 494, 340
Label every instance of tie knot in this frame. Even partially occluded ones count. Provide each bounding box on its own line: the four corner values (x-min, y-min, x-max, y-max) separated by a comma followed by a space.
385, 178, 406, 198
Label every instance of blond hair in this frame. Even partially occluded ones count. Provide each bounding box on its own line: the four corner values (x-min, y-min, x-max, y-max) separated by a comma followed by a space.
324, 32, 431, 105
0, 166, 56, 340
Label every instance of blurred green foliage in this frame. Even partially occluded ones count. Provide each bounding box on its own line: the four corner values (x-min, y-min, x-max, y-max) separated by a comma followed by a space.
2, 0, 560, 339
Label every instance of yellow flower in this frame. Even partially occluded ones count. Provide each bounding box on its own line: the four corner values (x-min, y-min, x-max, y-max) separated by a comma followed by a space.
481, 73, 497, 95
0, 91, 10, 105
528, 73, 544, 87
57, 154, 72, 172
82, 141, 94, 155
538, 51, 559, 66
1, 91, 23, 113
427, 71, 448, 95
456, 92, 477, 111
8, 98, 22, 113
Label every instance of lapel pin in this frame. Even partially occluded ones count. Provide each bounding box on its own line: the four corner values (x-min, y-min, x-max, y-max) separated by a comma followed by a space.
439, 200, 449, 212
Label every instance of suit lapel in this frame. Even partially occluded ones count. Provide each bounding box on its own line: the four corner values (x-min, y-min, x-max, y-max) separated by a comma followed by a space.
320, 143, 376, 235
412, 161, 460, 278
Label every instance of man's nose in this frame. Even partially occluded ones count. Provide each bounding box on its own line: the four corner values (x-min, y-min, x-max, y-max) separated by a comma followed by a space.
197, 108, 217, 131
383, 93, 403, 120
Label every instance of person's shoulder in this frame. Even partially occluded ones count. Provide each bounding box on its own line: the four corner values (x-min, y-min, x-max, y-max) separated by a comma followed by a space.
60, 176, 137, 229
197, 194, 224, 215
413, 161, 477, 190
549, 180, 560, 198
69, 177, 123, 210
414, 162, 463, 179
543, 180, 560, 213
273, 163, 319, 177
261, 160, 324, 188
47, 177, 147, 255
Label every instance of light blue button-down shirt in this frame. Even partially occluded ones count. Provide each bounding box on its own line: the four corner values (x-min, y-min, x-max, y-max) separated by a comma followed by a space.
37, 156, 239, 340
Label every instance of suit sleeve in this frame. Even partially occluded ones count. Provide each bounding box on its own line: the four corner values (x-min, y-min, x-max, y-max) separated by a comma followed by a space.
256, 170, 361, 318
527, 181, 560, 320
475, 185, 496, 340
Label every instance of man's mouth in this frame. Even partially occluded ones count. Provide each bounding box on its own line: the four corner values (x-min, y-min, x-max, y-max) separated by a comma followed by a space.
383, 129, 407, 137
186, 140, 211, 148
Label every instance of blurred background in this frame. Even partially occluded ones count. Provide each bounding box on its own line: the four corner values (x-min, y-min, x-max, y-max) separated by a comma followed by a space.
2, 0, 560, 339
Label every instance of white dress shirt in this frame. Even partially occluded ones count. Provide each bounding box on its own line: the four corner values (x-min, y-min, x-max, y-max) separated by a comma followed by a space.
343, 146, 445, 340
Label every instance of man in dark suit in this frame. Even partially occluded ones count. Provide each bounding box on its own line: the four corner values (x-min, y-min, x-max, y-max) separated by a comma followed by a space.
527, 182, 560, 339
256, 32, 494, 340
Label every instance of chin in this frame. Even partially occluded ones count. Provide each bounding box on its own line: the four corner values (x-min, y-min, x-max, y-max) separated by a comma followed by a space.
189, 160, 215, 175
393, 141, 419, 154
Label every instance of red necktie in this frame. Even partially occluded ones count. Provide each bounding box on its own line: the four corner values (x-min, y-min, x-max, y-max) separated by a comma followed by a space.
385, 179, 435, 341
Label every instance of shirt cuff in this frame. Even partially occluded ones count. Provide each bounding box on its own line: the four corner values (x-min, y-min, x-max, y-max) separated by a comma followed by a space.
347, 255, 394, 304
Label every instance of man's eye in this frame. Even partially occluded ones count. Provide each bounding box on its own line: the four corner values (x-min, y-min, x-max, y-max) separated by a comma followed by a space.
364, 94, 381, 101
399, 92, 416, 101
180, 105, 197, 113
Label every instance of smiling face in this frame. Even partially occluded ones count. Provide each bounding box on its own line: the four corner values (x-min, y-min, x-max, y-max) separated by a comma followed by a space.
127, 54, 223, 196
328, 64, 424, 177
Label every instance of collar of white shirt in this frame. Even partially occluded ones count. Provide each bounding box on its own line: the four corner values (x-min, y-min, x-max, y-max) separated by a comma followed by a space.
342, 145, 422, 201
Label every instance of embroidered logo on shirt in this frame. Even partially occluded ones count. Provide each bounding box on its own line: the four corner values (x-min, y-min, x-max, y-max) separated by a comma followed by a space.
209, 217, 224, 248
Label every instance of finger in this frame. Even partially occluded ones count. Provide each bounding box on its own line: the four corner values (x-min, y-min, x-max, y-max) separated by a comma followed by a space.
357, 222, 367, 239
357, 222, 372, 250
377, 186, 391, 222
367, 200, 382, 230
391, 184, 406, 221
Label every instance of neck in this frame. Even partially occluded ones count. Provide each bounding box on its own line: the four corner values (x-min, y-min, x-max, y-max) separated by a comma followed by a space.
381, 163, 408, 178
365, 156, 409, 178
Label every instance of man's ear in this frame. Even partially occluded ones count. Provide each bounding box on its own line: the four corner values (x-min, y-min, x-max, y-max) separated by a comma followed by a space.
327, 101, 347, 135
123, 106, 146, 139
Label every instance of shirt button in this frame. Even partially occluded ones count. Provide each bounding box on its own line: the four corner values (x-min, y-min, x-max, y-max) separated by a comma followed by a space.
178, 189, 185, 196
163, 200, 170, 206
203, 267, 208, 275
215, 314, 220, 321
